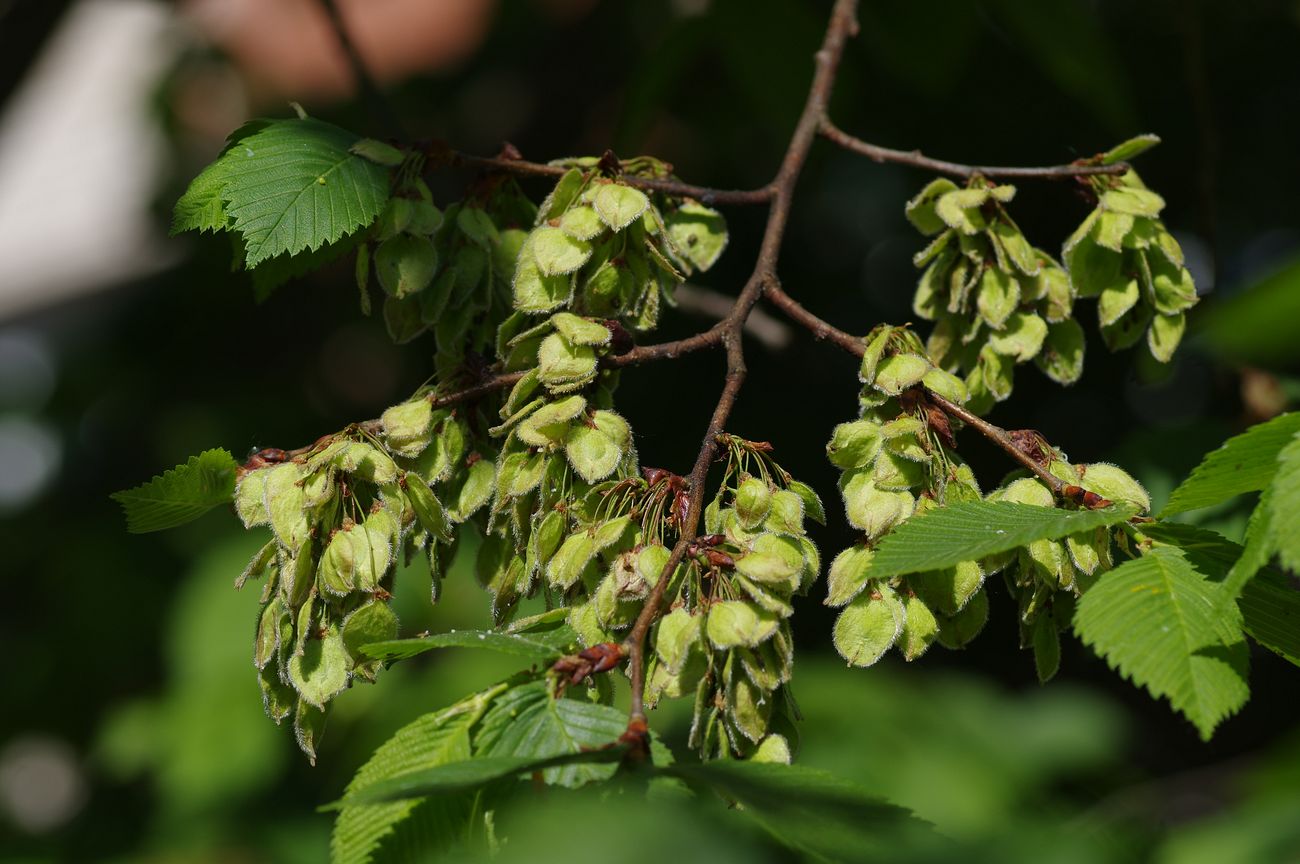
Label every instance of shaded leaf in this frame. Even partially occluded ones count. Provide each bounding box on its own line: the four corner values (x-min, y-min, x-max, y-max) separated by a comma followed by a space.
111, 449, 239, 533
1074, 546, 1249, 740
865, 501, 1135, 580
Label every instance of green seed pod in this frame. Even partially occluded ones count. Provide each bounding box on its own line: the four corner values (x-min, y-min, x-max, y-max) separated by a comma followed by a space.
374, 233, 438, 299
517, 395, 587, 448
825, 545, 875, 607
872, 353, 931, 396
381, 398, 434, 458
1093, 210, 1135, 251
873, 449, 927, 491
905, 178, 960, 235
736, 533, 804, 589
826, 419, 884, 470
563, 410, 630, 484
726, 658, 772, 744
988, 312, 1048, 362
235, 469, 271, 528
935, 587, 989, 649
921, 366, 968, 403
263, 463, 310, 548
663, 201, 728, 273
512, 255, 573, 313
912, 559, 984, 616
833, 584, 905, 667
1076, 462, 1150, 511
590, 183, 650, 232
976, 267, 1020, 329
706, 600, 780, 649
735, 476, 772, 529
293, 700, 328, 765
764, 489, 805, 535
375, 197, 413, 240
407, 199, 443, 236
1147, 311, 1186, 363
551, 312, 612, 346
547, 532, 599, 591
456, 206, 499, 247
935, 187, 990, 235
259, 664, 295, 724
840, 468, 915, 537
340, 599, 398, 659
989, 218, 1039, 276
1036, 319, 1086, 385
288, 623, 350, 708
529, 226, 592, 276
536, 333, 599, 392
1031, 611, 1061, 683
405, 472, 452, 542
897, 592, 938, 661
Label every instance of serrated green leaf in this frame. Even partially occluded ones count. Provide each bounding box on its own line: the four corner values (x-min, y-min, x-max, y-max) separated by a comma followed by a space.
359, 627, 575, 663
1161, 413, 1300, 517
330, 690, 494, 864
172, 159, 234, 235
1074, 546, 1249, 740
218, 118, 390, 267
112, 449, 239, 533
333, 749, 626, 809
1138, 521, 1300, 668
865, 501, 1136, 580
473, 680, 627, 787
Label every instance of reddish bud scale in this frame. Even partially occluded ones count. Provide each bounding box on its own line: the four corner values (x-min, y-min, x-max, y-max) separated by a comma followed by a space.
1061, 484, 1113, 509
703, 549, 735, 569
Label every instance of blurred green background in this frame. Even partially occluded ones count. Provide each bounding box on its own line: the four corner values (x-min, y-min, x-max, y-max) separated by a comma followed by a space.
1, 0, 1298, 861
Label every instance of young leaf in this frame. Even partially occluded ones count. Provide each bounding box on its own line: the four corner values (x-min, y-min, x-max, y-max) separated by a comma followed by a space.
865, 501, 1136, 581
1100, 134, 1161, 165
111, 449, 239, 533
1139, 520, 1299, 667
473, 680, 627, 787
1161, 412, 1300, 516
218, 118, 390, 267
330, 689, 496, 864
332, 749, 627, 809
1074, 546, 1250, 740
358, 628, 576, 663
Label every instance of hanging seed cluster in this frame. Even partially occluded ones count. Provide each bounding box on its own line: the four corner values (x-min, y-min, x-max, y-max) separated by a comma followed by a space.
641, 438, 823, 761
825, 324, 989, 666
465, 161, 730, 625
982, 459, 1150, 681
907, 178, 1081, 415
822, 325, 1152, 677
1063, 169, 1198, 361
235, 427, 478, 762
357, 170, 536, 378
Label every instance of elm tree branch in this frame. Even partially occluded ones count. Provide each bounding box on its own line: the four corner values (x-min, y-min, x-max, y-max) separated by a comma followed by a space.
621, 0, 863, 744
819, 118, 1130, 180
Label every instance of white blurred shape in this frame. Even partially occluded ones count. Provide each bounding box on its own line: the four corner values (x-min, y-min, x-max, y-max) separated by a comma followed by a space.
0, 416, 61, 510
0, 736, 87, 833
0, 329, 58, 409
0, 0, 180, 321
